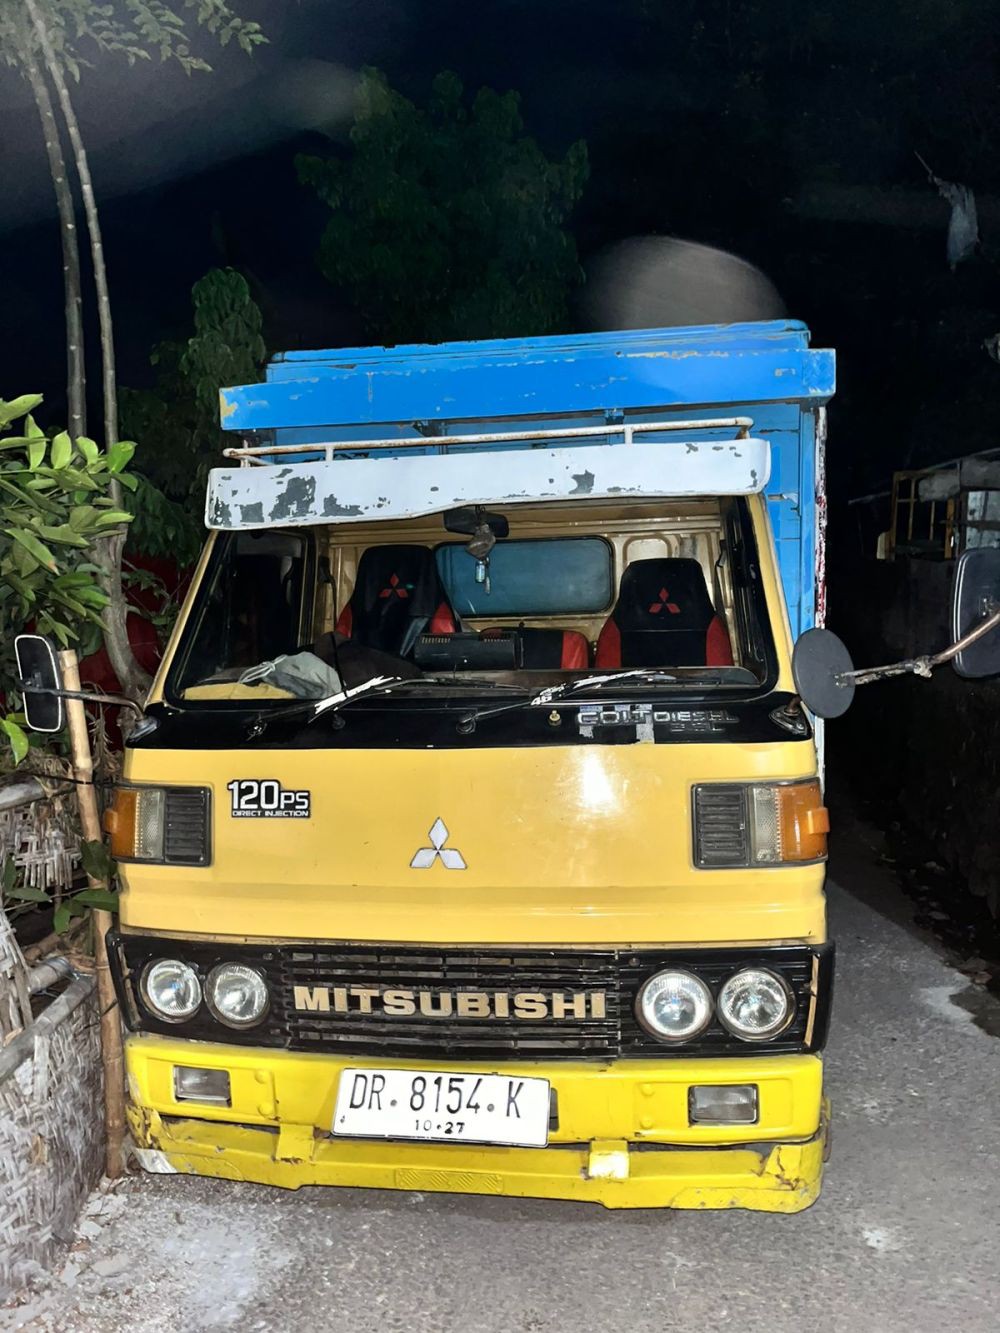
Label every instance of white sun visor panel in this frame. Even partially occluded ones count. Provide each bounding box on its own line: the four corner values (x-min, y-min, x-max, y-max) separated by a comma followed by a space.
205, 437, 770, 531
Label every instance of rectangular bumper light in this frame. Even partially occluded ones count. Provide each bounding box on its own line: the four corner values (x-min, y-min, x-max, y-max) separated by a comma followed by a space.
688, 1084, 758, 1125
173, 1066, 231, 1106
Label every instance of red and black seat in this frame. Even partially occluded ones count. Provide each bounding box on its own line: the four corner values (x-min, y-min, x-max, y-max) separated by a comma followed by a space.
480, 626, 590, 670
595, 557, 733, 669
335, 545, 456, 657
516, 627, 590, 670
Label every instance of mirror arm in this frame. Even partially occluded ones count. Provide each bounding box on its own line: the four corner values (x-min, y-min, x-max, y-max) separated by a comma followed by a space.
836, 605, 1000, 688
17, 680, 144, 717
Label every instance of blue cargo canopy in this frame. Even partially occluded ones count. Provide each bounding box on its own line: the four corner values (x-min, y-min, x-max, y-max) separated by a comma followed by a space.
214, 320, 835, 637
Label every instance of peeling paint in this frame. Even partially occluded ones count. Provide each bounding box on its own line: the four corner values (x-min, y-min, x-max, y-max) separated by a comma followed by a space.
205, 436, 770, 530
269, 475, 316, 521
321, 494, 364, 518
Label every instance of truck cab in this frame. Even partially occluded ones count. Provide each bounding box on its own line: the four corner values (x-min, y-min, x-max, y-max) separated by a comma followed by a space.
107, 320, 836, 1210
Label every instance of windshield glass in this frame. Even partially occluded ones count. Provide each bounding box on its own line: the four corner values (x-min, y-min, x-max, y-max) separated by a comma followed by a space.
165, 498, 775, 708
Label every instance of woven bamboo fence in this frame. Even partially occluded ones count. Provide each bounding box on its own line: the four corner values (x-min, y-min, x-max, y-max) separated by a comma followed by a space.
0, 834, 104, 1295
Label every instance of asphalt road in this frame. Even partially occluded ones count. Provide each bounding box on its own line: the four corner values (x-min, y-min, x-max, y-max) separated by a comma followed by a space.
7, 820, 1000, 1333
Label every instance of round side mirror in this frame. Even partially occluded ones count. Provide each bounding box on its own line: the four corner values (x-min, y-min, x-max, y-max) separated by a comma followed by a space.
792, 628, 856, 719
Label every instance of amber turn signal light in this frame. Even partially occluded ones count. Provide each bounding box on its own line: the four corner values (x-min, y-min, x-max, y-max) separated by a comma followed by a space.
774, 780, 829, 863
104, 785, 164, 861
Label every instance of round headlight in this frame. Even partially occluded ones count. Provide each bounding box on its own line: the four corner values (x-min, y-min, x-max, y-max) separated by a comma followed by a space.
636, 969, 713, 1043
717, 968, 794, 1041
205, 964, 269, 1029
140, 958, 202, 1022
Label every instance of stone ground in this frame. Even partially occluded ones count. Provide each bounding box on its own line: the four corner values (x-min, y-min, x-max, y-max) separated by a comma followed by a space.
3, 817, 999, 1332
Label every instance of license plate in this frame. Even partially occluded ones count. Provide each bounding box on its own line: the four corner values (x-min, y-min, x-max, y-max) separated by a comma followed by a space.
332, 1068, 550, 1147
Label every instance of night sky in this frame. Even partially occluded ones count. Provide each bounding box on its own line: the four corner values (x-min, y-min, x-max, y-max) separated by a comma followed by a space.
3, 0, 1000, 510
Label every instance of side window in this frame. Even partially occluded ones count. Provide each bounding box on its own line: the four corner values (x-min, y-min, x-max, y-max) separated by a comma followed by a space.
173, 532, 311, 692
724, 500, 767, 678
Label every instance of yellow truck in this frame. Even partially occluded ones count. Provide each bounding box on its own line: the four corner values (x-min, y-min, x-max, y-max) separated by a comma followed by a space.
41, 321, 848, 1209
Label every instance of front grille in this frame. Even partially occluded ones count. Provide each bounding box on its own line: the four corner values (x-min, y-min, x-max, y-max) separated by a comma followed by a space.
274, 948, 621, 1060
110, 935, 834, 1062
693, 784, 749, 866
163, 787, 210, 864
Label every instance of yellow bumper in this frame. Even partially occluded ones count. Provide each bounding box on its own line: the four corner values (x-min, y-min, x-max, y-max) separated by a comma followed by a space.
125, 1035, 828, 1212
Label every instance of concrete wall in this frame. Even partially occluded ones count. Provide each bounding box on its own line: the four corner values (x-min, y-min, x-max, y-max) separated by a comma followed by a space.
834, 558, 1000, 919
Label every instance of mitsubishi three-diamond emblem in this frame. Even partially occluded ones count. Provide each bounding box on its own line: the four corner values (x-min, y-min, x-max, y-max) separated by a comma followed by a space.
410, 818, 467, 870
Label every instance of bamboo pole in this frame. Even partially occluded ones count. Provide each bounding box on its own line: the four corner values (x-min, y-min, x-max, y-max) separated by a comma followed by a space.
59, 649, 126, 1179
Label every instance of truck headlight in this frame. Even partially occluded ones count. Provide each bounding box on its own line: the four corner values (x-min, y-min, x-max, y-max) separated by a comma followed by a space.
717, 968, 794, 1040
693, 780, 829, 867
205, 964, 269, 1029
636, 969, 713, 1043
140, 958, 202, 1022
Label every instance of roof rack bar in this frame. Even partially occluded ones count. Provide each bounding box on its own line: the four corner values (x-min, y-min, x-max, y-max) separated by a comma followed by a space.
222, 416, 754, 466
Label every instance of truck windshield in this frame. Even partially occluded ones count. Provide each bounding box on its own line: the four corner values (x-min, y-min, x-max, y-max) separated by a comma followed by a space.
165, 498, 775, 707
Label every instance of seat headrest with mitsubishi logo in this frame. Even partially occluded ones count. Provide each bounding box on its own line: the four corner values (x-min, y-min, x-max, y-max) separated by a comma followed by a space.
335, 544, 456, 655
595, 557, 733, 668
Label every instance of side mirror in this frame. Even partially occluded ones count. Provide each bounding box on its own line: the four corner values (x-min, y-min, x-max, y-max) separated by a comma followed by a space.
792, 628, 857, 719
951, 548, 1000, 679
14, 634, 64, 733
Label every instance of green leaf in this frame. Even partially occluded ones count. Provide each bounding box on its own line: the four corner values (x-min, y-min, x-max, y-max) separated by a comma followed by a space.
72, 888, 120, 912
49, 430, 72, 470
27, 435, 47, 470
115, 472, 139, 492
0, 393, 43, 426
107, 440, 136, 474
37, 524, 91, 548
1, 857, 16, 894
0, 718, 30, 765
0, 476, 63, 515
5, 527, 58, 573
38, 466, 98, 491
53, 902, 73, 934
68, 504, 100, 531
94, 510, 134, 527
7, 885, 50, 903
80, 838, 115, 883
76, 436, 100, 464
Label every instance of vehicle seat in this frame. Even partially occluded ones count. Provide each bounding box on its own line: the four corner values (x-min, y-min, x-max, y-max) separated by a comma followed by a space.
516, 628, 590, 669
481, 626, 590, 670
595, 558, 733, 668
335, 545, 456, 657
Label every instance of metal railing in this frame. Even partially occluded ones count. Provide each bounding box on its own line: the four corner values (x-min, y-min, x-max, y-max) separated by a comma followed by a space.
222, 416, 755, 467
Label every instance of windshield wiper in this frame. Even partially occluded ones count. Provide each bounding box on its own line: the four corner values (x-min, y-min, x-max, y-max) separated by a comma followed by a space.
457, 669, 679, 726
456, 668, 758, 727
247, 675, 524, 734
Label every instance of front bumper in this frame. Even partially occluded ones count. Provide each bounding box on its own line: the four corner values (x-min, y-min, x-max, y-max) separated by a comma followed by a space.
125, 1036, 828, 1211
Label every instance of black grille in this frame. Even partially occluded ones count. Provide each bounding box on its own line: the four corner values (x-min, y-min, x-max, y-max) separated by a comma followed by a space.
110, 935, 833, 1063
693, 784, 750, 866
163, 787, 210, 865
275, 948, 622, 1060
